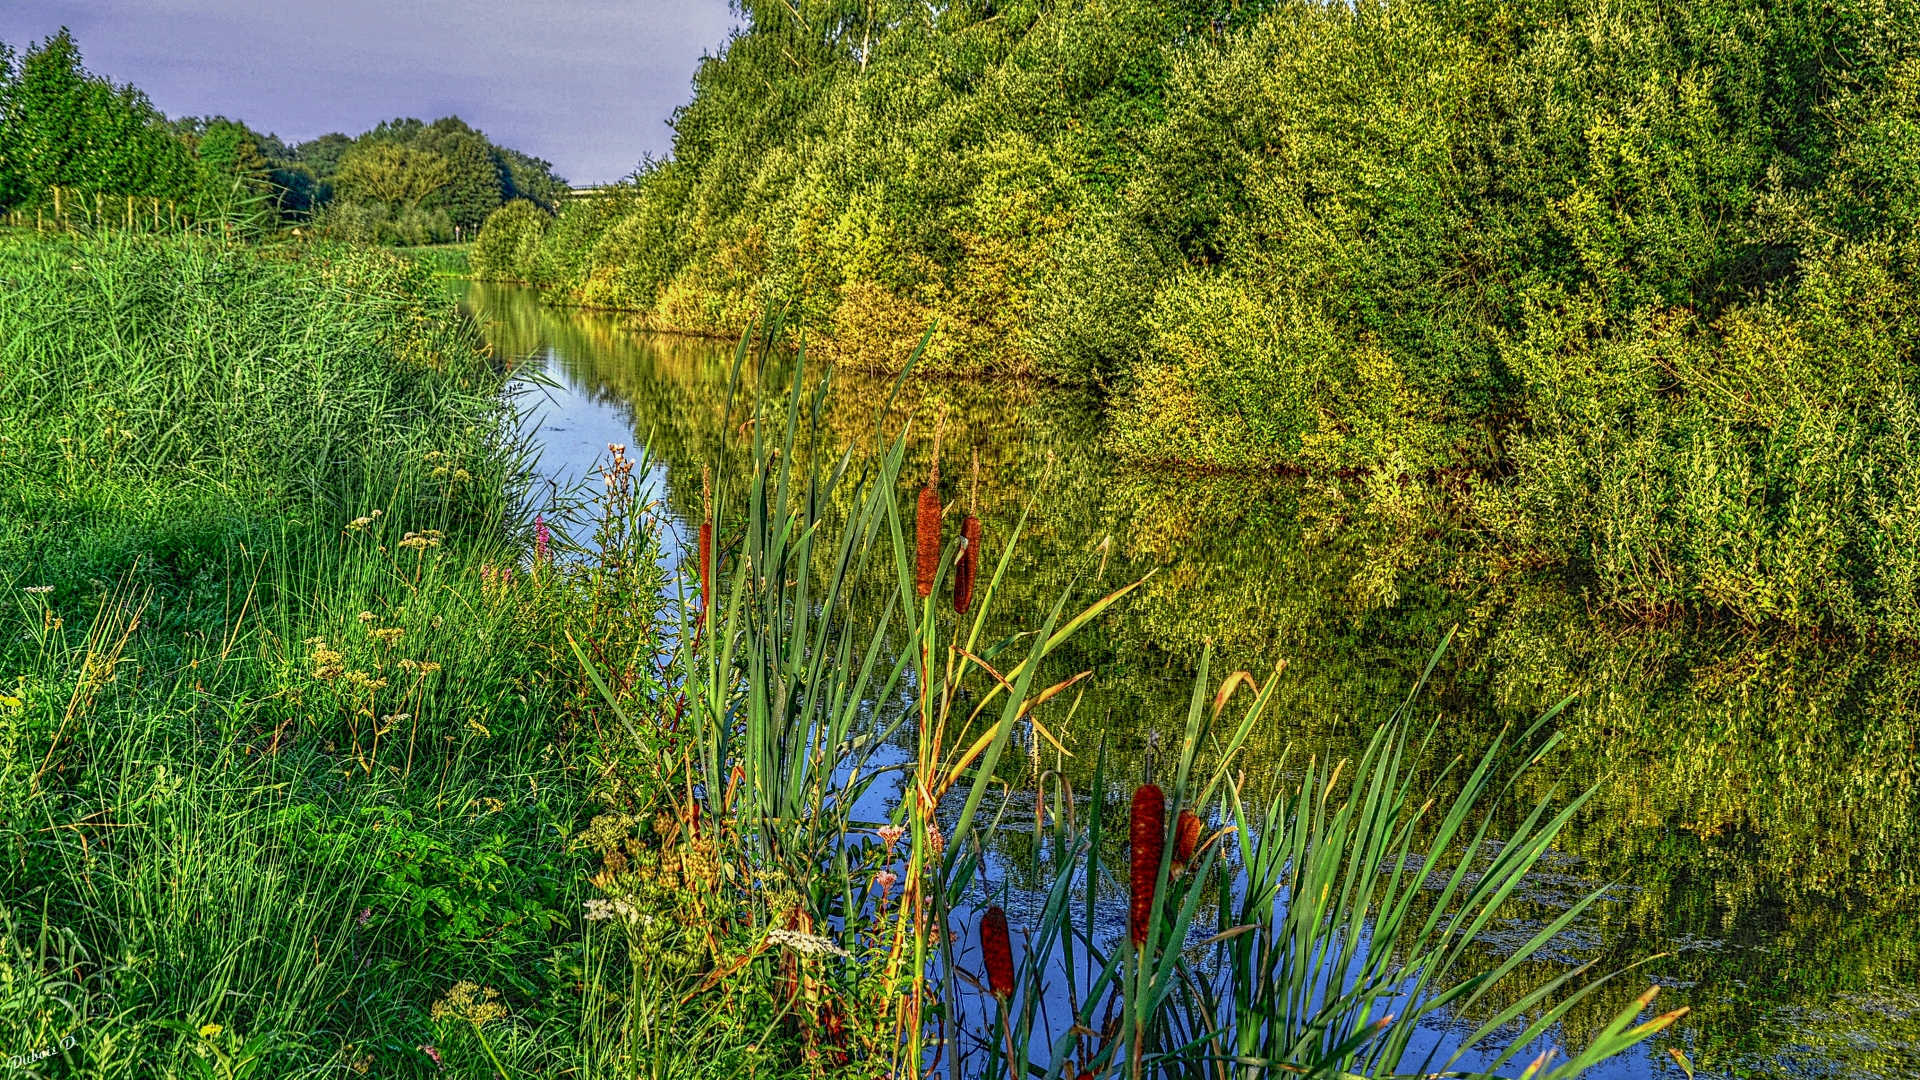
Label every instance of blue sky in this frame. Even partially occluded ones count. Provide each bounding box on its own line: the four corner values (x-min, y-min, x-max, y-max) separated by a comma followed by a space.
0, 0, 740, 184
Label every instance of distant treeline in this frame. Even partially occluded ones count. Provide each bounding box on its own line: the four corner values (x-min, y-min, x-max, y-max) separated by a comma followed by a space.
474, 0, 1920, 638
0, 29, 565, 242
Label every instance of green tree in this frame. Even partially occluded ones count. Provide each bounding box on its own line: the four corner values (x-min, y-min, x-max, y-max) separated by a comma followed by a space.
0, 29, 197, 210
433, 132, 506, 232
0, 42, 21, 208
295, 133, 353, 182
333, 142, 453, 213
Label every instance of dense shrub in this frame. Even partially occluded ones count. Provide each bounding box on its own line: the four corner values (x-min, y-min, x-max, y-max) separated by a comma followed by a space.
477, 0, 1920, 635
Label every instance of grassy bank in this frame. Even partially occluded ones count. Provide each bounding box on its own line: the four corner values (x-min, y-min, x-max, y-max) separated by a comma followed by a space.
0, 232, 674, 1076
470, 0, 1920, 640
0, 234, 1677, 1077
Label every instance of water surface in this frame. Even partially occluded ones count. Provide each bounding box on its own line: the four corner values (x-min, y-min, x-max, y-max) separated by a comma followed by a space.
462, 281, 1920, 1080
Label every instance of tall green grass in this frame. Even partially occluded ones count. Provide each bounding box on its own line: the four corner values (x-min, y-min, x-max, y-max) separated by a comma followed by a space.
0, 231, 673, 1078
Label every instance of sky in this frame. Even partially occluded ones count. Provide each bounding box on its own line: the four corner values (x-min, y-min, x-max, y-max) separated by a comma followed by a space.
0, 0, 741, 185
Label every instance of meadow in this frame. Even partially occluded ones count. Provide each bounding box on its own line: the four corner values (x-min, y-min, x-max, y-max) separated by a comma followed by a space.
0, 229, 1684, 1078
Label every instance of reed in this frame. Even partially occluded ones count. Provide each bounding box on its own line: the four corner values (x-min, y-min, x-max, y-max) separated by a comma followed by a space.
549, 320, 1691, 1078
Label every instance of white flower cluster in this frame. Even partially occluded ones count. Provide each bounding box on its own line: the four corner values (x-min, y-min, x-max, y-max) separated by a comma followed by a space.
767, 927, 852, 958
583, 897, 651, 925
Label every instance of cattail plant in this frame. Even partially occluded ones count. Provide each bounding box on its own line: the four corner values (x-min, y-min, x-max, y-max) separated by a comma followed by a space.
982, 905, 1018, 1080
954, 448, 982, 614
1128, 784, 1165, 948
1171, 809, 1202, 878
981, 905, 1014, 1000
698, 465, 712, 613
916, 415, 944, 598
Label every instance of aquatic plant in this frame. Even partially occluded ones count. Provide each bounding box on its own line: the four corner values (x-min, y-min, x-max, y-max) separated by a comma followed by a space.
562, 323, 1685, 1080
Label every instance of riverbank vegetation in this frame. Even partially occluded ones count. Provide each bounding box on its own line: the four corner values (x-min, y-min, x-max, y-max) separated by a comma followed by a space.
0, 30, 564, 242
473, 0, 1920, 640
0, 230, 1681, 1076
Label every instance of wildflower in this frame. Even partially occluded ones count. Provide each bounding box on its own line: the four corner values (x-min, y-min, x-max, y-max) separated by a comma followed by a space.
1130, 784, 1165, 948
344, 671, 388, 691
873, 870, 899, 898
767, 927, 853, 958
356, 907, 371, 927
927, 821, 945, 856
430, 981, 507, 1028
357, 611, 377, 623
875, 824, 907, 851
419, 1044, 442, 1067
981, 906, 1015, 1000
198, 1023, 222, 1039
534, 515, 550, 562
467, 718, 491, 737
398, 530, 443, 551
24, 585, 53, 594
306, 638, 345, 681
368, 626, 404, 646
399, 658, 442, 675
584, 898, 615, 922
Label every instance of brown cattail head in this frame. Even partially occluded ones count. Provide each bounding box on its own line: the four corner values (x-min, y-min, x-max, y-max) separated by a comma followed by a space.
916, 418, 945, 598
1172, 809, 1202, 877
981, 905, 1015, 1000
953, 515, 981, 613
1129, 784, 1165, 947
699, 466, 713, 611
697, 522, 713, 611
916, 484, 941, 598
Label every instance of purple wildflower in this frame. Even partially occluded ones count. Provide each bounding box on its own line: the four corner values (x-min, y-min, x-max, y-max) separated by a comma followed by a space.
534, 515, 550, 563
419, 1044, 442, 1067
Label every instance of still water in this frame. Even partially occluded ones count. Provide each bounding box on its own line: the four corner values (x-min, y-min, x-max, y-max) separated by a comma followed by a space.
460, 281, 1920, 1079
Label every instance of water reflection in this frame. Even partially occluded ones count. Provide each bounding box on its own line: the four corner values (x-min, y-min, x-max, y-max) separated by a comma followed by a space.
460, 281, 1920, 1079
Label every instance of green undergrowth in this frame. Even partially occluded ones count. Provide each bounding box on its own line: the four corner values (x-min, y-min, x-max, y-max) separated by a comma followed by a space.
0, 234, 779, 1078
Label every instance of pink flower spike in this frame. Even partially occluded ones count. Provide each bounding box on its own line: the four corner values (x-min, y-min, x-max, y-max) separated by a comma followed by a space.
534, 515, 550, 563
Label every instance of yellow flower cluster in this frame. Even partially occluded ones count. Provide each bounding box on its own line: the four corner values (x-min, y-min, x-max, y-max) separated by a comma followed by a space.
429, 981, 506, 1028
305, 638, 345, 681
345, 509, 385, 533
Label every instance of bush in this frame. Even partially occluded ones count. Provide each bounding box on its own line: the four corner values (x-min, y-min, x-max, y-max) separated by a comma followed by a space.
471, 197, 551, 283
